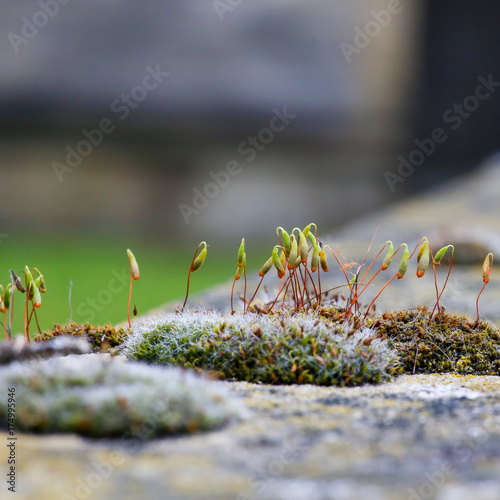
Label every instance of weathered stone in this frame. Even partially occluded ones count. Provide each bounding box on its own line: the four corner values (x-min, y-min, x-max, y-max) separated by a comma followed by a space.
2, 373, 500, 499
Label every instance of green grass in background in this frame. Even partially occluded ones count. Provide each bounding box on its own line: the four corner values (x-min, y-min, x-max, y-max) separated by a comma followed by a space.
0, 233, 269, 336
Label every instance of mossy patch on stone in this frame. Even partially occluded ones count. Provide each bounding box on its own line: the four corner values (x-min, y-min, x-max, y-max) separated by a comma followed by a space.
122, 311, 399, 386
372, 306, 500, 375
33, 322, 128, 352
0, 355, 244, 438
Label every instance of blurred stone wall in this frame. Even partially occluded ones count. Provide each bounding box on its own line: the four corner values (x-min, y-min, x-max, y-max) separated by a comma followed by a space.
0, 0, 423, 239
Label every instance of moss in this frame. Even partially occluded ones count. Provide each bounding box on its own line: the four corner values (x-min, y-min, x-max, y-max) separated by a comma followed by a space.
0, 355, 244, 438
33, 322, 128, 352
371, 306, 500, 375
122, 311, 399, 387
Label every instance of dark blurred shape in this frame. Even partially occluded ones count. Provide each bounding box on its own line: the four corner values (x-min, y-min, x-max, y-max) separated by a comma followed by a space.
409, 1, 500, 188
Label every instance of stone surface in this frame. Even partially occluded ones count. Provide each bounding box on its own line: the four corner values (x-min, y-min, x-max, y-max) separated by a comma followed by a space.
2, 373, 500, 499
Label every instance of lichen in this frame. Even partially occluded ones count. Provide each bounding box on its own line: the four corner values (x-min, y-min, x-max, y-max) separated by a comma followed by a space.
0, 355, 244, 438
0, 335, 90, 365
121, 310, 399, 386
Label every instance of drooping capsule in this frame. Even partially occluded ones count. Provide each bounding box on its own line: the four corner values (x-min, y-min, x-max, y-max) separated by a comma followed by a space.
381, 241, 394, 270
308, 231, 317, 247
38, 275, 47, 293
299, 231, 308, 263
433, 245, 453, 265
482, 252, 494, 284
27, 280, 35, 301
416, 241, 430, 278
311, 244, 319, 272
10, 271, 25, 293
2, 284, 11, 310
25, 266, 34, 287
3, 284, 11, 309
259, 256, 273, 277
319, 250, 329, 272
272, 246, 285, 277
191, 242, 207, 272
397, 244, 409, 279
288, 236, 298, 270
277, 227, 291, 256
32, 283, 42, 308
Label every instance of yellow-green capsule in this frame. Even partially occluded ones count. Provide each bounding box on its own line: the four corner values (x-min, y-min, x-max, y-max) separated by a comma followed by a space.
191, 242, 207, 272
34, 274, 46, 292
127, 249, 140, 280
299, 231, 308, 263
25, 266, 34, 287
482, 253, 494, 284
397, 244, 409, 279
272, 246, 285, 277
433, 245, 453, 265
319, 250, 329, 272
259, 256, 273, 277
311, 245, 319, 272
308, 231, 317, 247
417, 238, 428, 262
39, 275, 47, 293
381, 241, 394, 270
237, 238, 245, 267
277, 227, 291, 256
416, 242, 430, 278
32, 282, 42, 308
27, 280, 35, 300
288, 236, 298, 270
3, 285, 11, 309
304, 223, 317, 240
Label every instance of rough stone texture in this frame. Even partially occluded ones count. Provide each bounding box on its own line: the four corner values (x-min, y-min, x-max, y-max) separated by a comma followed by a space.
2, 373, 500, 499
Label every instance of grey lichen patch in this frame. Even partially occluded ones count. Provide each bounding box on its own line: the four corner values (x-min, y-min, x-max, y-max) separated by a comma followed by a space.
0, 335, 90, 365
122, 310, 399, 386
0, 355, 245, 438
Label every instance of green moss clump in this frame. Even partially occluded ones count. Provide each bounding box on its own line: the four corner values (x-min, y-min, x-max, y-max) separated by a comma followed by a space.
33, 322, 128, 352
122, 311, 399, 386
0, 355, 244, 438
372, 306, 500, 375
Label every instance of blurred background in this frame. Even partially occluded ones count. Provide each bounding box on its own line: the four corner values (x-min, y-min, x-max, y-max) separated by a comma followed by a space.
1, 0, 500, 330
